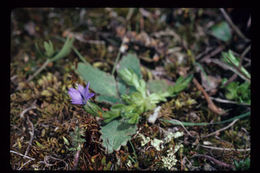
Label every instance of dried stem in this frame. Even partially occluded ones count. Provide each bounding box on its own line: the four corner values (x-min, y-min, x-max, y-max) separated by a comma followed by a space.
10, 150, 35, 160
201, 119, 239, 138
200, 145, 250, 152
192, 154, 234, 169
169, 118, 193, 137
19, 104, 37, 119
200, 46, 224, 62
205, 58, 250, 83
18, 160, 32, 170
222, 73, 237, 88
220, 8, 250, 43
193, 78, 225, 115
24, 116, 35, 158
239, 45, 251, 69
27, 59, 50, 82
73, 148, 81, 170
210, 97, 250, 106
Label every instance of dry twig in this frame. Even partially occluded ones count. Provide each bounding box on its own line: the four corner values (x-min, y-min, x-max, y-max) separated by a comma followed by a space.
200, 144, 250, 152
18, 160, 32, 170
10, 150, 35, 160
200, 46, 224, 62
192, 154, 234, 169
24, 116, 35, 159
220, 8, 250, 42
210, 97, 250, 106
73, 148, 81, 170
201, 119, 239, 138
239, 45, 251, 69
168, 118, 193, 137
193, 78, 225, 115
19, 104, 37, 119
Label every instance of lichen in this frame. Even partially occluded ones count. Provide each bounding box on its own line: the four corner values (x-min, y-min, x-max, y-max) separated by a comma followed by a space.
161, 143, 183, 170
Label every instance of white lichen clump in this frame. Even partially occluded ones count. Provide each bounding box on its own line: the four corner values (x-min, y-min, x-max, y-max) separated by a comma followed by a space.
161, 143, 183, 170
139, 131, 184, 170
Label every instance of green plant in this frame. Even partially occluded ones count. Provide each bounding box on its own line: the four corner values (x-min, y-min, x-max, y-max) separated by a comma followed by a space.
36, 36, 75, 62
221, 50, 251, 82
233, 157, 250, 171
209, 21, 232, 42
75, 53, 193, 154
66, 126, 86, 152
223, 81, 250, 104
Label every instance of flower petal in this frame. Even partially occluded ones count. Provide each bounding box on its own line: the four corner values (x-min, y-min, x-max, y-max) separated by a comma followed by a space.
77, 84, 85, 96
68, 88, 84, 105
84, 82, 90, 98
86, 93, 95, 100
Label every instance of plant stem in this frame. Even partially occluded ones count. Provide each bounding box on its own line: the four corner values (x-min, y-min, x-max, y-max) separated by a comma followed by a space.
111, 51, 121, 76
72, 47, 88, 64
73, 148, 81, 170
27, 59, 50, 82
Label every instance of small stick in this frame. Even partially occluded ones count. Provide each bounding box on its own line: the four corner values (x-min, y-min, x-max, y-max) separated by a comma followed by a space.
73, 147, 81, 170
193, 78, 225, 115
204, 58, 250, 83
210, 97, 250, 106
219, 8, 250, 43
18, 159, 32, 170
200, 145, 250, 152
111, 50, 121, 76
239, 45, 251, 69
10, 150, 35, 160
24, 116, 35, 158
200, 46, 224, 62
195, 47, 214, 60
19, 104, 37, 119
169, 119, 193, 137
192, 154, 234, 169
201, 119, 238, 138
222, 73, 237, 88
27, 59, 50, 82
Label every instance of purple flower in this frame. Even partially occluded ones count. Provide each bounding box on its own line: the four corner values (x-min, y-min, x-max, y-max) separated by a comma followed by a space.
68, 82, 95, 105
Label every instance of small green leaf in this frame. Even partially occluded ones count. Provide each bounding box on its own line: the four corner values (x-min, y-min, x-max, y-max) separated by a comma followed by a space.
50, 36, 74, 62
221, 50, 251, 80
35, 141, 44, 149
118, 68, 146, 97
44, 40, 55, 57
147, 79, 171, 94
103, 111, 121, 123
84, 101, 104, 117
117, 53, 142, 79
127, 113, 140, 124
63, 136, 70, 146
224, 81, 250, 104
101, 119, 137, 154
166, 74, 193, 96
210, 21, 232, 42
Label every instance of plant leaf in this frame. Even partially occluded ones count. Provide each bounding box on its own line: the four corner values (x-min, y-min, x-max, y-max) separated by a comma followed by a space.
95, 95, 122, 104
221, 50, 251, 80
118, 68, 146, 97
117, 53, 142, 79
147, 79, 171, 94
210, 21, 232, 42
76, 63, 119, 100
101, 119, 137, 154
84, 101, 104, 117
166, 74, 193, 97
44, 40, 55, 57
50, 36, 75, 62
